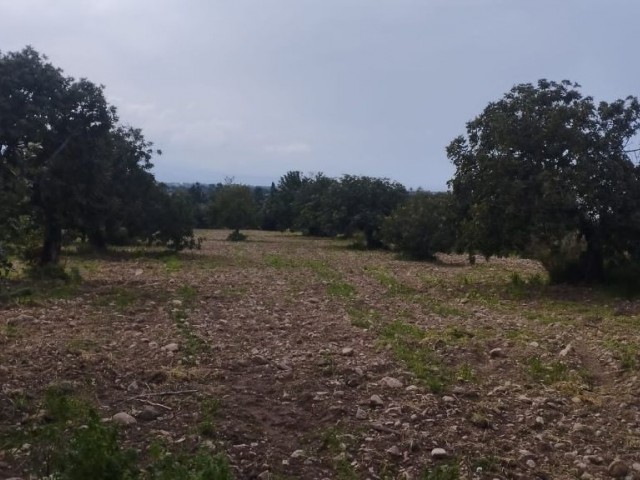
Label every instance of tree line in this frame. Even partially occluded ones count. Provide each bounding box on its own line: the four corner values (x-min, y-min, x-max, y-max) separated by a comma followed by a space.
179, 81, 640, 286
3, 46, 640, 286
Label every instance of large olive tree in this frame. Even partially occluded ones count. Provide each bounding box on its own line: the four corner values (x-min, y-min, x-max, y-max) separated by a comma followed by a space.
448, 79, 640, 282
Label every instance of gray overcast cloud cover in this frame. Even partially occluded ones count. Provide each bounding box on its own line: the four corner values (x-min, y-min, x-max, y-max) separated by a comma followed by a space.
2, 0, 638, 189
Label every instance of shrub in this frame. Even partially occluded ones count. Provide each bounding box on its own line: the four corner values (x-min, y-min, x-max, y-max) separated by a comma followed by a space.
381, 192, 455, 260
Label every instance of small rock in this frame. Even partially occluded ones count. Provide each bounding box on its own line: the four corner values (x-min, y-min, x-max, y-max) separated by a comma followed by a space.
632, 462, 640, 472
290, 449, 305, 459
137, 405, 162, 421
148, 341, 159, 349
489, 348, 506, 358
559, 343, 573, 357
356, 407, 368, 420
171, 299, 183, 307
341, 347, 354, 356
442, 396, 455, 403
134, 268, 144, 276
380, 377, 403, 388
572, 423, 592, 434
369, 395, 384, 407
608, 459, 629, 478
252, 355, 269, 365
431, 448, 447, 459
526, 459, 536, 469
276, 361, 291, 370
386, 445, 402, 457
6, 314, 35, 326
580, 473, 594, 480
127, 380, 139, 392
162, 343, 179, 352
112, 412, 137, 426
529, 341, 540, 348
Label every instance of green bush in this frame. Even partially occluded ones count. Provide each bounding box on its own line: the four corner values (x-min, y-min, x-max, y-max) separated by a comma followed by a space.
227, 230, 247, 242
381, 192, 455, 260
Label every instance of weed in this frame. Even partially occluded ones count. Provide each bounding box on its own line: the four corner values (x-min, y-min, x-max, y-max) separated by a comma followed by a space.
525, 357, 569, 384
347, 306, 380, 329
27, 263, 78, 282
227, 230, 247, 242
44, 386, 92, 422
335, 457, 358, 480
605, 339, 639, 370
318, 426, 343, 453
412, 294, 467, 318
5, 386, 233, 479
470, 455, 500, 473
3, 324, 21, 339
163, 255, 182, 272
177, 285, 198, 304
198, 398, 222, 438
305, 259, 338, 280
469, 411, 492, 429
379, 321, 448, 393
95, 287, 141, 310
456, 364, 476, 382
48, 412, 138, 480
147, 443, 233, 480
66, 338, 99, 355
171, 309, 208, 361
366, 266, 416, 295
265, 254, 298, 268
219, 285, 247, 298
327, 281, 356, 298
422, 461, 460, 480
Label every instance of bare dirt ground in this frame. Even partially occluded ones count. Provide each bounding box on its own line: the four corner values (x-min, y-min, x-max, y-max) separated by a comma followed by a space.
1, 230, 640, 479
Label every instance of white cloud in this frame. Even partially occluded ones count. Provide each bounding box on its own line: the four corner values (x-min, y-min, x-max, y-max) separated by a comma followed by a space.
263, 142, 312, 155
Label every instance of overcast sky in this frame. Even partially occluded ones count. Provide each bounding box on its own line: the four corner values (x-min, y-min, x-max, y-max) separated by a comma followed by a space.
2, 0, 638, 189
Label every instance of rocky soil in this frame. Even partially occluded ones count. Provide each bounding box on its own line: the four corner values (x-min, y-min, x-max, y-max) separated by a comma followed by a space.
1, 230, 639, 479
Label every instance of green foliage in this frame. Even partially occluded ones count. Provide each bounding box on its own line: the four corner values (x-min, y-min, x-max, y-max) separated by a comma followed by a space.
146, 448, 233, 480
50, 412, 139, 480
210, 183, 257, 233
197, 398, 222, 438
382, 192, 456, 260
326, 281, 356, 298
292, 173, 339, 237
525, 357, 569, 384
0, 47, 197, 265
328, 175, 407, 248
379, 320, 448, 393
263, 172, 407, 247
227, 230, 247, 242
448, 79, 640, 284
27, 263, 80, 283
422, 462, 460, 480
366, 267, 416, 295
261, 171, 306, 231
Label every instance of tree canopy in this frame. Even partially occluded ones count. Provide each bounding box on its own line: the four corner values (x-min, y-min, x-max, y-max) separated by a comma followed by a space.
448, 79, 640, 282
0, 47, 197, 273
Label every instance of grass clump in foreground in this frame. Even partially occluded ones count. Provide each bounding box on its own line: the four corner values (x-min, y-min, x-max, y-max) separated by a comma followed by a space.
1, 264, 83, 304
379, 320, 449, 393
525, 356, 569, 384
2, 387, 233, 480
365, 266, 416, 295
422, 461, 460, 480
